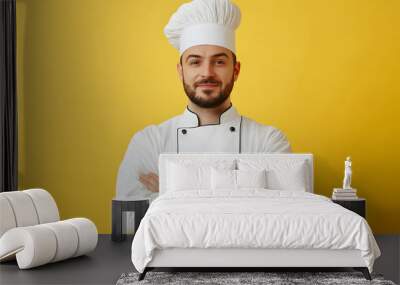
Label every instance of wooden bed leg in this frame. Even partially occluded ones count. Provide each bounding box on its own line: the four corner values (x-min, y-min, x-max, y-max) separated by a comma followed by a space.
138, 268, 148, 281
354, 267, 372, 280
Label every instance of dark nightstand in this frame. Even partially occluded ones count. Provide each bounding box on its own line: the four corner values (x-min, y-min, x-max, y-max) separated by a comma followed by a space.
332, 198, 366, 218
111, 199, 149, 242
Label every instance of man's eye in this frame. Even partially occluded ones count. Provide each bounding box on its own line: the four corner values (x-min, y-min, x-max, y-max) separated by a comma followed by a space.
189, 61, 200, 65
216, 61, 225, 65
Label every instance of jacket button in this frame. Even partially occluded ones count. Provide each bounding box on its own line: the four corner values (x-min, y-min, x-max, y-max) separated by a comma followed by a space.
182, 129, 187, 134
230, 126, 235, 132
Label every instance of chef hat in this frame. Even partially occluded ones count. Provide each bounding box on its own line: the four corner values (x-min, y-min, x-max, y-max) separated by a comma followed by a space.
164, 0, 241, 55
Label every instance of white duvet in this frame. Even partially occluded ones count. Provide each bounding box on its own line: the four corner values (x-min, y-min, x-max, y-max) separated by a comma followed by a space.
131, 190, 380, 273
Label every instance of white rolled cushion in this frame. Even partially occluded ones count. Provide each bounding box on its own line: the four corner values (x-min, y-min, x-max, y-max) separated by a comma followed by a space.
63, 218, 98, 257
238, 159, 308, 191
0, 191, 39, 227
0, 218, 98, 269
0, 225, 57, 269
42, 221, 79, 262
0, 195, 17, 237
237, 169, 267, 188
211, 168, 236, 190
24, 189, 59, 223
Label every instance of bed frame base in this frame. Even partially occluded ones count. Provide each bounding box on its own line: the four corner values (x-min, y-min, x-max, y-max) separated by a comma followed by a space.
137, 249, 371, 280
138, 267, 372, 281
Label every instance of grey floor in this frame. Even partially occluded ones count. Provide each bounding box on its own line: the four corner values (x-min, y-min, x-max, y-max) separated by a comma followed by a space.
0, 235, 399, 285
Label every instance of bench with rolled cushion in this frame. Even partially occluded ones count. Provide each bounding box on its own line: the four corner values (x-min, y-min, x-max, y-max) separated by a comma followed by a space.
0, 189, 97, 269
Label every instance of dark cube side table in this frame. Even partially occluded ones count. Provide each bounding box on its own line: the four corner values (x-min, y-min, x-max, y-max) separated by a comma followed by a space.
112, 199, 149, 242
332, 198, 366, 218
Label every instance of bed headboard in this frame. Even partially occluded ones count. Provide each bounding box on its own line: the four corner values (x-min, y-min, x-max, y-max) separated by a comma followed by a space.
159, 153, 314, 194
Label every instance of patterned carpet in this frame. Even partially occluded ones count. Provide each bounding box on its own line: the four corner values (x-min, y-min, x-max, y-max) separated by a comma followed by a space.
116, 271, 396, 285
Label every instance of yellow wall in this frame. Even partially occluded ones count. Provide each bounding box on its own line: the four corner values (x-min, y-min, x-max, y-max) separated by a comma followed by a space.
16, 0, 400, 234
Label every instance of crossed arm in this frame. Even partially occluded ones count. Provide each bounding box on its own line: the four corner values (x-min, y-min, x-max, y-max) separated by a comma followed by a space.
139, 173, 159, 193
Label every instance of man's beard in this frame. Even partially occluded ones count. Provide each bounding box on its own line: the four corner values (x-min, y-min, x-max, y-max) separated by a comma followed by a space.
182, 74, 235, 108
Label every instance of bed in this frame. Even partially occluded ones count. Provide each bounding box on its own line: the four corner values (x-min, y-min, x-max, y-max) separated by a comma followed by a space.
131, 153, 381, 281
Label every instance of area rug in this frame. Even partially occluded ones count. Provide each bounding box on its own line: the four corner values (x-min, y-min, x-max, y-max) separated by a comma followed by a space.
116, 271, 396, 285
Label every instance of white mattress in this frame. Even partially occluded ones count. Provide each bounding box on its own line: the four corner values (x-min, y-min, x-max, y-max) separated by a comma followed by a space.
131, 190, 380, 273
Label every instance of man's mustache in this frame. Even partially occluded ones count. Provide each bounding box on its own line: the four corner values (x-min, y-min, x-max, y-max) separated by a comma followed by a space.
195, 78, 221, 87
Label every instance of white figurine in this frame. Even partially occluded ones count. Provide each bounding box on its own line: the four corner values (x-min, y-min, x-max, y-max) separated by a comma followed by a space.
343, 156, 352, 189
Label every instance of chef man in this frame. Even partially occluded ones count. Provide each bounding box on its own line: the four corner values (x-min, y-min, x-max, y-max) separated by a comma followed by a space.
116, 0, 291, 201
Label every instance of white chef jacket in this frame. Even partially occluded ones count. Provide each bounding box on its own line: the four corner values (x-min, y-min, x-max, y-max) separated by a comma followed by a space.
116, 105, 291, 201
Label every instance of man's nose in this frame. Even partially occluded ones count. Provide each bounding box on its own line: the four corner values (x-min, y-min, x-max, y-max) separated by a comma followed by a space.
200, 62, 216, 77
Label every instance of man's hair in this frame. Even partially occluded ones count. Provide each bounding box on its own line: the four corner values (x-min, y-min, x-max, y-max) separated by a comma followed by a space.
180, 51, 237, 66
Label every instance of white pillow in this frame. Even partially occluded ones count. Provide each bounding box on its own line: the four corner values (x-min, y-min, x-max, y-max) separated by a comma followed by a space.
237, 159, 308, 191
167, 160, 235, 191
266, 166, 306, 191
237, 169, 267, 188
211, 168, 267, 190
211, 168, 236, 189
